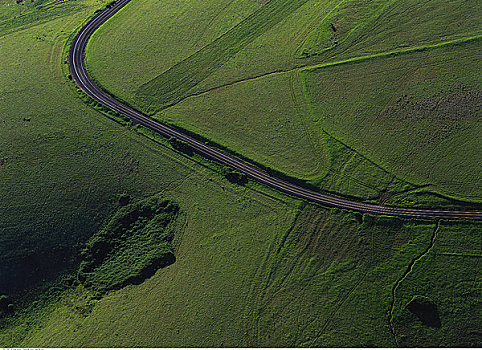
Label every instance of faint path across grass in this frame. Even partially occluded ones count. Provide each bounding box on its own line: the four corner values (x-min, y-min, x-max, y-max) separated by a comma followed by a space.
387, 220, 440, 346
163, 34, 482, 111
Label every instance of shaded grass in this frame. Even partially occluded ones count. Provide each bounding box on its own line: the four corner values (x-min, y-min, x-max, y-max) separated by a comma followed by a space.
0, 4, 303, 346
1, 169, 299, 347
0, 0, 268, 296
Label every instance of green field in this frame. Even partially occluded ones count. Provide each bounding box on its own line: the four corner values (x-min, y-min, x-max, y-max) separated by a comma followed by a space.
85, 0, 482, 202
0, 0, 294, 296
302, 39, 482, 200
86, 0, 261, 106
0, 0, 481, 347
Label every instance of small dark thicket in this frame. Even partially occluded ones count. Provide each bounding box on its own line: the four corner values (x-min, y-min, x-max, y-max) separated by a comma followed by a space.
78, 196, 179, 293
374, 215, 403, 228
168, 137, 193, 156
118, 193, 131, 206
222, 166, 247, 185
406, 295, 441, 328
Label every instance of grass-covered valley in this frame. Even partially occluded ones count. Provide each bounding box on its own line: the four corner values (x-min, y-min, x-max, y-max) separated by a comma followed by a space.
0, 0, 480, 347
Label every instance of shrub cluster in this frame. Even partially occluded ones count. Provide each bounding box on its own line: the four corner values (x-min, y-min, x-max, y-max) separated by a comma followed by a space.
406, 295, 441, 328
222, 166, 248, 185
0, 295, 14, 315
78, 196, 179, 293
168, 137, 193, 156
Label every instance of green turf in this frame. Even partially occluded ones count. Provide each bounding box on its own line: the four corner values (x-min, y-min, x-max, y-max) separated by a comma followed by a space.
0, 3, 301, 346
302, 39, 482, 200
0, 0, 49, 23
329, 0, 482, 59
158, 70, 329, 180
85, 0, 261, 108
1, 0, 480, 347
1, 168, 299, 347
390, 221, 481, 346
0, 0, 83, 37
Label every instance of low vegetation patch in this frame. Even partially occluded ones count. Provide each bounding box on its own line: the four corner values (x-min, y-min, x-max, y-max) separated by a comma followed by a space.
222, 166, 248, 185
0, 295, 14, 316
168, 137, 193, 156
406, 295, 441, 328
78, 196, 180, 293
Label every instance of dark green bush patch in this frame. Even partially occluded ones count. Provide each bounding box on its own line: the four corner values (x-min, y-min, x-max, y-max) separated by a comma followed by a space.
77, 196, 180, 293
168, 137, 193, 156
406, 295, 441, 328
0, 295, 13, 315
222, 166, 248, 185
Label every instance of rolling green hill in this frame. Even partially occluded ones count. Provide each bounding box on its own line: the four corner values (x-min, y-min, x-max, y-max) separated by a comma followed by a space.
86, 0, 482, 202
0, 0, 480, 347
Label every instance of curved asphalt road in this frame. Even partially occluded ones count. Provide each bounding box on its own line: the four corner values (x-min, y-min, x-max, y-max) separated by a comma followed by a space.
69, 0, 482, 221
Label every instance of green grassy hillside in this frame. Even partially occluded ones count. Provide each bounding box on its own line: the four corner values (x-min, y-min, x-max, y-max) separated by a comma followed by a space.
3, 204, 480, 347
0, 0, 290, 294
302, 39, 482, 200
85, 0, 482, 202
0, 0, 480, 347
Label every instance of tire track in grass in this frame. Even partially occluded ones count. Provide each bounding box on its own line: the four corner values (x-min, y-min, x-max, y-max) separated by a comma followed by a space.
387, 220, 440, 346
298, 266, 370, 347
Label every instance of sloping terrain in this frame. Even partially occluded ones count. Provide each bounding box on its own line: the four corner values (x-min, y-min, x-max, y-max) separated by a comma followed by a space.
86, 0, 482, 202
0, 0, 480, 347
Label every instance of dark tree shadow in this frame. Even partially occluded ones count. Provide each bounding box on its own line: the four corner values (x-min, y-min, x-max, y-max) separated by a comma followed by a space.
407, 297, 442, 328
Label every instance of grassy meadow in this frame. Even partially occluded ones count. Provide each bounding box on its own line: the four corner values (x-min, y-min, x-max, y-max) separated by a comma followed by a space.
390, 222, 481, 347
0, 0, 480, 347
302, 39, 482, 200
4, 202, 480, 347
85, 0, 261, 106
0, 0, 293, 296
85, 0, 482, 203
